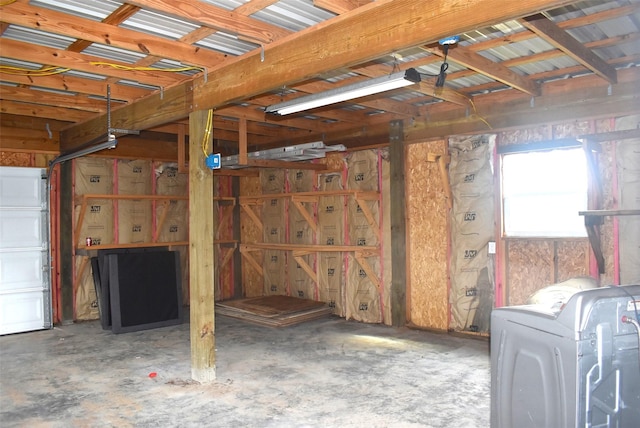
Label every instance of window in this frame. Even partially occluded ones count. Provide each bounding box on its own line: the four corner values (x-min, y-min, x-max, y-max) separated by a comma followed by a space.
502, 148, 588, 237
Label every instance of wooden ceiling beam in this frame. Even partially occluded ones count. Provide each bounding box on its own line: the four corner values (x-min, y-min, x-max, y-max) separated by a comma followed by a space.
65, 4, 141, 53
0, 113, 71, 131
0, 100, 94, 122
417, 81, 471, 107
0, 73, 150, 101
0, 39, 186, 87
459, 53, 640, 97
0, 86, 115, 112
234, 0, 280, 16
62, 0, 578, 149
0, 126, 60, 153
1, 2, 225, 68
313, 0, 373, 15
125, 0, 291, 44
406, 67, 640, 142
219, 104, 347, 134
522, 14, 617, 83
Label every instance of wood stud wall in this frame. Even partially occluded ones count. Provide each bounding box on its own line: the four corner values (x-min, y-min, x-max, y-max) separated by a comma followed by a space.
0, 114, 629, 331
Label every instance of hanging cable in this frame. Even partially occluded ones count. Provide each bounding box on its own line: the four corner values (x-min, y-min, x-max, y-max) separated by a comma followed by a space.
468, 98, 493, 130
435, 45, 450, 88
90, 62, 203, 73
0, 65, 70, 76
201, 109, 213, 158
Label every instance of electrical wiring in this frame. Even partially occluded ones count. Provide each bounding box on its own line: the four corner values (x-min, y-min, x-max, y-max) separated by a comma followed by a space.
468, 98, 493, 130
201, 109, 213, 158
89, 62, 203, 73
0, 65, 70, 76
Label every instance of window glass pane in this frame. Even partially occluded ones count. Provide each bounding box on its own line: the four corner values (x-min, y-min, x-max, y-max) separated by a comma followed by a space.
502, 148, 587, 237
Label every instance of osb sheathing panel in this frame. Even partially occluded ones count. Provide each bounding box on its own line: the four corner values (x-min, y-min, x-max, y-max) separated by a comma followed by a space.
506, 240, 554, 306
0, 152, 32, 166
499, 126, 552, 147
556, 240, 590, 282
406, 140, 449, 331
321, 152, 346, 172
240, 175, 262, 297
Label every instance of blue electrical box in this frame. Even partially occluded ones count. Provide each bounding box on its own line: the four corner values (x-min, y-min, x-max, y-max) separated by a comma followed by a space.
206, 153, 221, 169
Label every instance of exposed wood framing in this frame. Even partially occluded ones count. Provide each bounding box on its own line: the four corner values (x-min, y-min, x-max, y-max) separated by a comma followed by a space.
522, 14, 617, 83
354, 250, 382, 291
389, 120, 407, 326
188, 109, 216, 383
292, 251, 318, 283
239, 245, 264, 276
60, 0, 577, 150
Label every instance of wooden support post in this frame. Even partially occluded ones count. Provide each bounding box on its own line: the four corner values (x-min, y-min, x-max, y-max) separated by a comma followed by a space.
389, 120, 407, 327
239, 117, 248, 165
60, 161, 74, 324
177, 123, 188, 174
189, 110, 216, 383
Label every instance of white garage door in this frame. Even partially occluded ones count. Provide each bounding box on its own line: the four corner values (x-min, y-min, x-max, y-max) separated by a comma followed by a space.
0, 167, 52, 335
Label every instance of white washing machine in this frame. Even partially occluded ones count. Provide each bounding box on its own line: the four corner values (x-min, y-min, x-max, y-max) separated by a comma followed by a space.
491, 285, 640, 428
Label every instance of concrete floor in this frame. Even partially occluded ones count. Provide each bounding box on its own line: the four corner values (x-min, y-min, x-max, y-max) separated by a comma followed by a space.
1, 315, 490, 427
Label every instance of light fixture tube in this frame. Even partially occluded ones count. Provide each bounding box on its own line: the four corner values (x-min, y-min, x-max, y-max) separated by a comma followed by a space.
265, 68, 420, 116
50, 137, 118, 167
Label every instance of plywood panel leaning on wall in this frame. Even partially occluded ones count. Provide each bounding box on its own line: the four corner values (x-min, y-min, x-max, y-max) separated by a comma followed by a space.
449, 135, 496, 334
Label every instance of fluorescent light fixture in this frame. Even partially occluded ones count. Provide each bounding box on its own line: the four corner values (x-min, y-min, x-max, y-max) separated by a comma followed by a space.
50, 137, 118, 167
265, 68, 421, 116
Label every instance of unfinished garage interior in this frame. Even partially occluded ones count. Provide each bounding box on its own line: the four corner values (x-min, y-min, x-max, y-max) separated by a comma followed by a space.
1, 0, 640, 426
